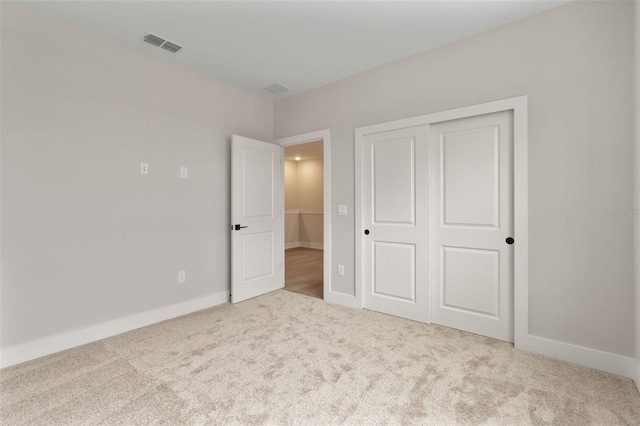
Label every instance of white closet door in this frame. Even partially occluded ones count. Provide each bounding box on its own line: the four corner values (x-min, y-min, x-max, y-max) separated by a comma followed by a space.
430, 111, 514, 342
361, 125, 430, 323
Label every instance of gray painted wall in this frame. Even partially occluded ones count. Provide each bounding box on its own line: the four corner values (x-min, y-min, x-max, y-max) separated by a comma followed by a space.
275, 1, 635, 357
1, 3, 273, 348
1, 0, 636, 366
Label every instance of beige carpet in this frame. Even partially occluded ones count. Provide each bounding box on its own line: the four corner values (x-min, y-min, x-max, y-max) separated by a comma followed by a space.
1, 290, 639, 425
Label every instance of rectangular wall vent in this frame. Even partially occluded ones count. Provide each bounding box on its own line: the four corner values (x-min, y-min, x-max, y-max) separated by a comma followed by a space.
142, 32, 183, 54
264, 83, 290, 95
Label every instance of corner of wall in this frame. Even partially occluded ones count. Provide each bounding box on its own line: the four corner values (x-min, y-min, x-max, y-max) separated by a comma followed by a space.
634, 0, 640, 392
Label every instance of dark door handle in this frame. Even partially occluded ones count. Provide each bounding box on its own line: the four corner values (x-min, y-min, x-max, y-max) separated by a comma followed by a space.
506, 237, 514, 245
364, 229, 370, 235
233, 224, 248, 231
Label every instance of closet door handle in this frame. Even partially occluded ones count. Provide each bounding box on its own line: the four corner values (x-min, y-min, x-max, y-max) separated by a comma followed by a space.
506, 237, 514, 245
364, 229, 370, 235
232, 224, 248, 231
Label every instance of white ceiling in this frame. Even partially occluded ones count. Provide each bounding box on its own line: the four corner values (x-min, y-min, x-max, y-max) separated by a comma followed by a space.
24, 1, 571, 99
284, 140, 323, 161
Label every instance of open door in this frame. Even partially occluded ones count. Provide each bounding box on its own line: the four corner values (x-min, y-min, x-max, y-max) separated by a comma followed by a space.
231, 135, 284, 303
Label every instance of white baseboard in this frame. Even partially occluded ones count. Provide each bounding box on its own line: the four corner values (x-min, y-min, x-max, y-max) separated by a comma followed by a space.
518, 334, 635, 380
285, 242, 324, 250
301, 242, 323, 250
325, 290, 358, 309
0, 291, 229, 369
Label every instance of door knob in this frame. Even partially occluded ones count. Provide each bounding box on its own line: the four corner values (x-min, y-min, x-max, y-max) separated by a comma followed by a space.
364, 229, 370, 235
506, 237, 514, 245
233, 224, 248, 231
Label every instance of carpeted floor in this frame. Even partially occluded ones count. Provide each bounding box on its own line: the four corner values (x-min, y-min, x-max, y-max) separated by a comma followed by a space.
1, 290, 639, 425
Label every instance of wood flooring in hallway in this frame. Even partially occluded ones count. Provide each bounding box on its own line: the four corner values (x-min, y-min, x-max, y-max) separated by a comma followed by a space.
284, 248, 323, 299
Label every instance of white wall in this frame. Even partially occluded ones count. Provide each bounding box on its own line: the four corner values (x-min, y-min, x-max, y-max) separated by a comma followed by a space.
284, 159, 324, 249
296, 159, 324, 210
284, 160, 300, 248
284, 160, 299, 210
275, 1, 635, 358
1, 4, 273, 350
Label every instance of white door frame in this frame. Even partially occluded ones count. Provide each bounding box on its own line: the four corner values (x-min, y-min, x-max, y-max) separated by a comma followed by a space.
275, 129, 331, 302
355, 96, 528, 348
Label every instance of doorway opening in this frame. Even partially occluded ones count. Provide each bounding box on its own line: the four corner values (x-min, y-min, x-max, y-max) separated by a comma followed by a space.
276, 129, 331, 302
283, 140, 324, 299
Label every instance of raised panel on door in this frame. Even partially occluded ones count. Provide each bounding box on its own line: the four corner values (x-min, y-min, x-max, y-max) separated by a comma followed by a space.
242, 148, 274, 219
442, 127, 499, 228
242, 232, 274, 282
231, 135, 283, 303
372, 138, 415, 225
373, 242, 416, 302
362, 125, 429, 323
442, 246, 499, 317
431, 111, 513, 342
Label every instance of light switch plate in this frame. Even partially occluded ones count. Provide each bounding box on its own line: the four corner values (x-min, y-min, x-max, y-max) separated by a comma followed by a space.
180, 167, 188, 179
337, 264, 345, 276
338, 205, 348, 216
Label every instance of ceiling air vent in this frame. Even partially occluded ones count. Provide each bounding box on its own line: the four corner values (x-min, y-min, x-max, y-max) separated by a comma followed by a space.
143, 33, 165, 47
264, 83, 290, 95
142, 32, 183, 53
161, 41, 182, 53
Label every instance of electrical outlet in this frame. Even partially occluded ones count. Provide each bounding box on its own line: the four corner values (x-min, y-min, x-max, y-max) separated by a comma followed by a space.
178, 270, 186, 283
337, 264, 345, 276
180, 167, 188, 179
140, 162, 149, 175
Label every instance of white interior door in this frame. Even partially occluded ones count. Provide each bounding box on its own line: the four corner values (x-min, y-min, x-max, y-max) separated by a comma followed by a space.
362, 125, 429, 322
430, 111, 514, 342
231, 135, 284, 303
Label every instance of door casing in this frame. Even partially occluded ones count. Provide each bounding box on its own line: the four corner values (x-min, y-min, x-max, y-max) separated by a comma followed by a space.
354, 96, 528, 349
275, 130, 333, 303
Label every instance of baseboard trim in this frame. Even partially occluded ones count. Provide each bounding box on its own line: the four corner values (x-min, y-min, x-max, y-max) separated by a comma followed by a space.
300, 242, 323, 250
518, 334, 635, 379
325, 290, 357, 309
285, 242, 324, 250
0, 291, 230, 369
